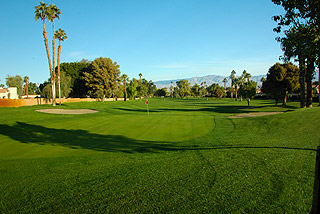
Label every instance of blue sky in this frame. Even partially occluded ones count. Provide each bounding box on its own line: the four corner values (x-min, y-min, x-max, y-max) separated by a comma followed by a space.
0, 0, 285, 86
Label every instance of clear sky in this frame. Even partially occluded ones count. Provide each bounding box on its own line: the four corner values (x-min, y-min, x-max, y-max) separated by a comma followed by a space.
0, 0, 285, 86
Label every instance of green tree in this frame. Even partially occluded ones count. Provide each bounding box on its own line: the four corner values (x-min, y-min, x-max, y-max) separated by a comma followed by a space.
242, 70, 252, 82
262, 63, 299, 105
215, 87, 224, 98
200, 82, 207, 97
55, 28, 67, 105
40, 71, 71, 99
191, 84, 201, 97
206, 83, 225, 98
229, 70, 236, 99
170, 86, 174, 98
59, 61, 91, 97
127, 79, 138, 99
233, 78, 239, 100
147, 80, 156, 97
155, 88, 167, 97
279, 25, 316, 108
176, 79, 191, 98
238, 81, 257, 106
137, 78, 149, 99
83, 57, 121, 101
24, 76, 29, 98
6, 75, 23, 97
173, 87, 180, 98
25, 82, 40, 95
120, 74, 129, 101
170, 81, 174, 98
42, 83, 52, 99
273, 0, 320, 108
237, 75, 246, 101
223, 78, 228, 98
58, 71, 72, 98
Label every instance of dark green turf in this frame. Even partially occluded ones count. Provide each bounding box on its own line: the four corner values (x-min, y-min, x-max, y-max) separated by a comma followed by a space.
0, 98, 318, 213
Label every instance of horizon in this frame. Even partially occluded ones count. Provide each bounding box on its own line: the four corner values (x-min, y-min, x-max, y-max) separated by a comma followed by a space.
0, 0, 285, 86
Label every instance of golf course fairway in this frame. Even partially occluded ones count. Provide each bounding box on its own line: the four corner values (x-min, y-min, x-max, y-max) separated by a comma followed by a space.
0, 98, 319, 213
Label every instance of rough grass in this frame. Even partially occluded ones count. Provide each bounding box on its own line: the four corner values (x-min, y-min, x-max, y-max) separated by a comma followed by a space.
0, 98, 319, 213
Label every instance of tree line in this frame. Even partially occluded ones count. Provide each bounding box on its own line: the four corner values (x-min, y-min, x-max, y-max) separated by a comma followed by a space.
42, 57, 158, 101
3, 75, 40, 98
227, 70, 257, 106
272, 0, 320, 108
3, 64, 259, 106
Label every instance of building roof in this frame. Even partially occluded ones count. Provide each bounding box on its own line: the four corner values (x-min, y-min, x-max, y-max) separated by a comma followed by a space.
0, 89, 7, 93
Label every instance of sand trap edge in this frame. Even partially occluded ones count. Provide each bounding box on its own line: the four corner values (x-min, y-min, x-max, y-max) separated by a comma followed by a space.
229, 111, 284, 118
36, 109, 98, 115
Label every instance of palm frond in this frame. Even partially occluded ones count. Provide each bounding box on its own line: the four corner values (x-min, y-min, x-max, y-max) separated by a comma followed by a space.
34, 2, 48, 21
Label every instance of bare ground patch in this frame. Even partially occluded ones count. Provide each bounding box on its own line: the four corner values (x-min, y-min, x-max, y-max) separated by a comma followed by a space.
36, 109, 98, 115
229, 111, 284, 118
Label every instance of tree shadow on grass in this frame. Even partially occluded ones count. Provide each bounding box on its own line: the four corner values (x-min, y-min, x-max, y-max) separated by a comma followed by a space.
115, 106, 256, 114
0, 122, 315, 153
0, 122, 176, 153
115, 103, 299, 115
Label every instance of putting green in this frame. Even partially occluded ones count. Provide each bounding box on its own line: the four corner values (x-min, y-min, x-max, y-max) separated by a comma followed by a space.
38, 107, 214, 143
0, 100, 215, 159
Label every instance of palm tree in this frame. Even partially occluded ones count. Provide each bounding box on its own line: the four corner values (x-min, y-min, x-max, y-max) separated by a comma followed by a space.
55, 28, 67, 105
35, 2, 53, 102
234, 78, 239, 100
223, 78, 228, 98
121, 74, 129, 101
237, 75, 246, 101
243, 70, 252, 82
139, 73, 142, 84
24, 76, 29, 98
48, 4, 61, 106
229, 70, 236, 99
280, 25, 313, 108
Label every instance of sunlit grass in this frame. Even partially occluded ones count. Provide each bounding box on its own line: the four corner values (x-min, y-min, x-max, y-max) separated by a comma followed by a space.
0, 98, 318, 212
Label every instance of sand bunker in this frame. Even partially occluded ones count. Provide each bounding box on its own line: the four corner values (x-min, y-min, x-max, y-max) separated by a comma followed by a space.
36, 109, 98, 115
229, 111, 284, 118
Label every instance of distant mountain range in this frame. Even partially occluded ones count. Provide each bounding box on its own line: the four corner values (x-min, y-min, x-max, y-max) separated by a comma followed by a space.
154, 74, 267, 89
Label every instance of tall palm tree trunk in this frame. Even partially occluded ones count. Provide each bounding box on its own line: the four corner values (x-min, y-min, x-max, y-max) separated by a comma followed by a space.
25, 82, 28, 98
124, 81, 127, 101
51, 19, 56, 106
299, 57, 306, 108
42, 18, 53, 80
57, 39, 62, 105
231, 84, 234, 99
235, 86, 238, 101
306, 58, 315, 108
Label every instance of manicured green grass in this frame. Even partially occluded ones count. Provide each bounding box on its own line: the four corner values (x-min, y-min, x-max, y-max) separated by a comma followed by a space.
0, 98, 319, 213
